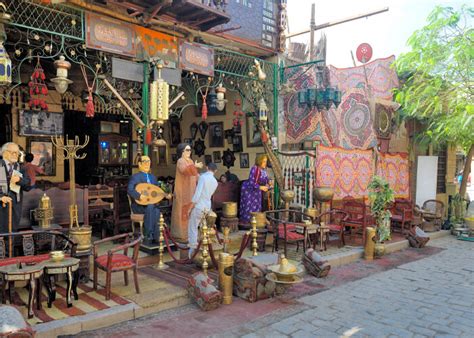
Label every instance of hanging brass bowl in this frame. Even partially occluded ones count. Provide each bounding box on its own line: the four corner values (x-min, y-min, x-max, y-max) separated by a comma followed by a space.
313, 186, 334, 203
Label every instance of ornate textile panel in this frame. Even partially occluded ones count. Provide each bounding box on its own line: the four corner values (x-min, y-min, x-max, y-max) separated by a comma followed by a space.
283, 66, 332, 144
315, 145, 373, 200
377, 153, 410, 198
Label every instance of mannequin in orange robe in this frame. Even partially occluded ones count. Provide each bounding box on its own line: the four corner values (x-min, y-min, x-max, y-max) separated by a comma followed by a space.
171, 143, 203, 242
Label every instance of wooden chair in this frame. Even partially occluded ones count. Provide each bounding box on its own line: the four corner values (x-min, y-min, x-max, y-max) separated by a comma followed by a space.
93, 233, 142, 300
390, 199, 414, 234
88, 184, 114, 238
128, 195, 144, 236
266, 210, 315, 257
341, 198, 369, 244
317, 210, 349, 248
422, 199, 445, 231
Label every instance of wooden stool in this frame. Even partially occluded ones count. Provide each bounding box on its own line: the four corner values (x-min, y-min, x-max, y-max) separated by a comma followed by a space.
220, 217, 239, 233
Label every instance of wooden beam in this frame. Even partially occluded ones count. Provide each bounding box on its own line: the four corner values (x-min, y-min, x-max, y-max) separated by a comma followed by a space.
144, 3, 164, 23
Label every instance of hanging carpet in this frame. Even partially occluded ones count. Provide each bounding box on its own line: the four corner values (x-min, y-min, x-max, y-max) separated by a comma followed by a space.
377, 152, 410, 198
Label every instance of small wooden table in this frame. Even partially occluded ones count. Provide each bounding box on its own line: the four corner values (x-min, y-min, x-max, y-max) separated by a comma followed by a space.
0, 264, 43, 318
42, 257, 80, 308
316, 224, 330, 251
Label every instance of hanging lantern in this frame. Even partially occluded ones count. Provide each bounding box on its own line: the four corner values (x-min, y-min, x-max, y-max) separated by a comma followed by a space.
258, 98, 268, 121
149, 80, 158, 120
0, 41, 11, 86
155, 64, 169, 122
216, 83, 227, 111
51, 55, 72, 94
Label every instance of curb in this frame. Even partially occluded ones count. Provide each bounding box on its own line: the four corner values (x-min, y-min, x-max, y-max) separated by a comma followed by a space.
33, 230, 450, 337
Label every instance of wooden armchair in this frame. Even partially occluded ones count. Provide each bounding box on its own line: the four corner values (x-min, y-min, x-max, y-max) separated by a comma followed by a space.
317, 210, 349, 248
341, 198, 369, 244
93, 233, 142, 300
390, 199, 414, 234
265, 210, 315, 257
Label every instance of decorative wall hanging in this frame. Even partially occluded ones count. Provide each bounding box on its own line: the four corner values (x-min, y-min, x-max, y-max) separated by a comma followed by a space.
193, 139, 206, 157
28, 58, 48, 111
199, 121, 208, 139
190, 122, 198, 140
80, 63, 94, 118
224, 129, 234, 144
222, 149, 236, 169
376, 152, 409, 198
204, 154, 212, 165
232, 99, 244, 133
209, 122, 224, 148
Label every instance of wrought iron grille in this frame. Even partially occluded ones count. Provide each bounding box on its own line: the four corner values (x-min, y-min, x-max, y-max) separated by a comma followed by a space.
6, 0, 83, 40
214, 47, 276, 85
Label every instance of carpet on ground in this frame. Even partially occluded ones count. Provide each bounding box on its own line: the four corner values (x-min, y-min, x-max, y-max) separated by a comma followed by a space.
9, 281, 129, 325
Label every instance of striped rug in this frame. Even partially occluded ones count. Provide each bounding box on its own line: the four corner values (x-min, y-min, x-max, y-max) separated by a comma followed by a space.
10, 281, 129, 325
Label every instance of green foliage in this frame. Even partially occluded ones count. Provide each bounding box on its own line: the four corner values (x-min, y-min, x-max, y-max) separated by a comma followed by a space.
368, 176, 395, 243
394, 5, 474, 150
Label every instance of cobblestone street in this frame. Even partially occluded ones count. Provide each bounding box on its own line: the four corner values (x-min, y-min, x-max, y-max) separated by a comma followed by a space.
76, 236, 474, 338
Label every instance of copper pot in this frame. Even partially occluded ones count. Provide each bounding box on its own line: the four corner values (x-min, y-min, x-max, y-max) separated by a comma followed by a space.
313, 186, 334, 202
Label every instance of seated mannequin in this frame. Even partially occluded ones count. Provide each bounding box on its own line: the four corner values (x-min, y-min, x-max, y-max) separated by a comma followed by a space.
127, 155, 171, 244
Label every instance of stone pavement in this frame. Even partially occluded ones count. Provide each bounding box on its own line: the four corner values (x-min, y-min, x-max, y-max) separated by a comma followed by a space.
71, 236, 474, 338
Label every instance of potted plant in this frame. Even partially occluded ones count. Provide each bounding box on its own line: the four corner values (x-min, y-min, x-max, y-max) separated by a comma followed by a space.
368, 176, 395, 257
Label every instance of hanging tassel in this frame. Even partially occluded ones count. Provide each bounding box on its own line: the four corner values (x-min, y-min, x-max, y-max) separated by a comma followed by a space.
145, 128, 153, 145
261, 130, 268, 143
201, 100, 208, 120
85, 92, 95, 118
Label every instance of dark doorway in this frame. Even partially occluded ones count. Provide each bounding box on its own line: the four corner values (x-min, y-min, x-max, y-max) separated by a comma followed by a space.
63, 111, 131, 185
0, 104, 12, 146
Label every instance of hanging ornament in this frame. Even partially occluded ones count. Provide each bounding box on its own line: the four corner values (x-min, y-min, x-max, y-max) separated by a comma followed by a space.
215, 83, 227, 111
28, 58, 48, 111
80, 63, 94, 118
232, 99, 245, 130
150, 64, 169, 123
145, 127, 153, 145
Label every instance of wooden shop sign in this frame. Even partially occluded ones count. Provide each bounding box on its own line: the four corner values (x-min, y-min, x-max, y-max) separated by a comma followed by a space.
179, 42, 214, 77
86, 12, 136, 57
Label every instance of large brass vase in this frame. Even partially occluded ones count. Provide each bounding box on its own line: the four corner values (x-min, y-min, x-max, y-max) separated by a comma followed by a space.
69, 226, 92, 252
313, 186, 334, 203
222, 202, 238, 218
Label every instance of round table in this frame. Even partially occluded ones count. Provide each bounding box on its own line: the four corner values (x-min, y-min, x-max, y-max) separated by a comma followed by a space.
0, 263, 43, 319
42, 257, 80, 308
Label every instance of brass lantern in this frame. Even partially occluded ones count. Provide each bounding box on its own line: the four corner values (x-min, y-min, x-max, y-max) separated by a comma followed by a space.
0, 42, 11, 86
150, 64, 169, 123
258, 97, 268, 121
0, 3, 12, 86
34, 193, 54, 228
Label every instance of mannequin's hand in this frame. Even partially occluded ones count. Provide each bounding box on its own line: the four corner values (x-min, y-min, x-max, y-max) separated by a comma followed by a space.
10, 175, 20, 184
1, 196, 12, 205
259, 186, 269, 192
195, 161, 203, 169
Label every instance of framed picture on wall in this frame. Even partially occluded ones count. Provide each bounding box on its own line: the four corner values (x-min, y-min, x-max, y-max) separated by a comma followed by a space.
232, 135, 243, 153
294, 172, 304, 186
209, 122, 224, 148
19, 110, 63, 136
204, 154, 212, 165
213, 151, 221, 163
246, 114, 263, 147
27, 138, 56, 176
169, 117, 181, 147
240, 153, 249, 168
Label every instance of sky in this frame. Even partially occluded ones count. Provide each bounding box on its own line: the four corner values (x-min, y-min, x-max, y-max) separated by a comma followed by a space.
286, 0, 467, 68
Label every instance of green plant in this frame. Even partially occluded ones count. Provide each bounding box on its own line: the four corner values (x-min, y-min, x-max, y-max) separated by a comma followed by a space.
368, 176, 395, 243
450, 193, 467, 224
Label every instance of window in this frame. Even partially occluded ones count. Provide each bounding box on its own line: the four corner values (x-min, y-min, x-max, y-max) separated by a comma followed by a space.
435, 146, 447, 194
